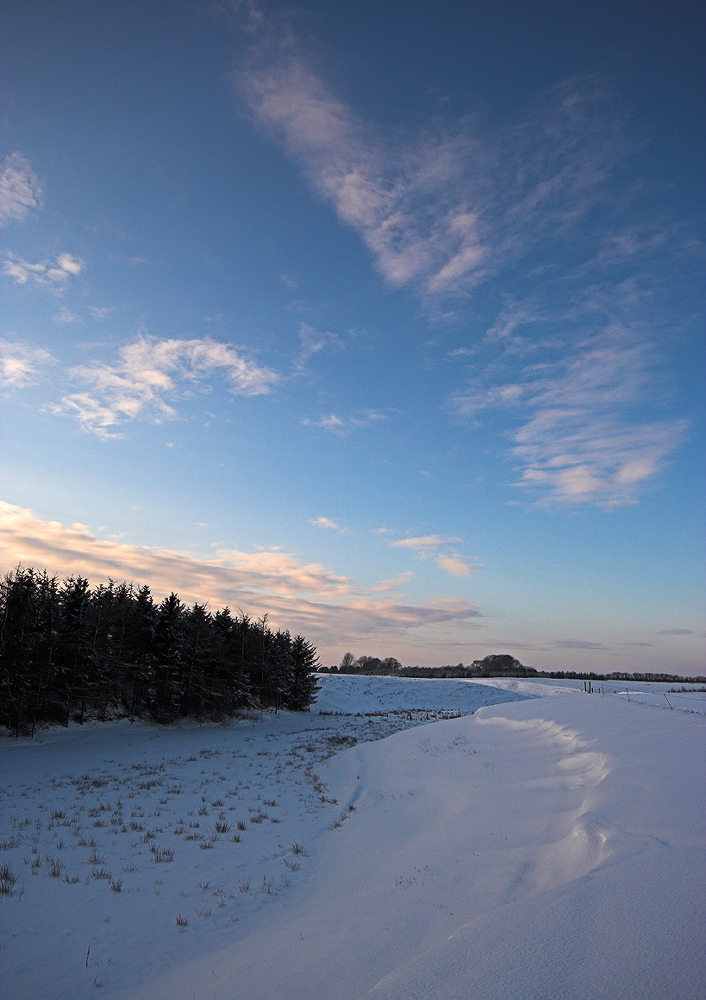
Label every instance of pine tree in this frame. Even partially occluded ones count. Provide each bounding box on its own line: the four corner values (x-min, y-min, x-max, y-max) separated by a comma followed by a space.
212, 607, 252, 711
123, 585, 156, 716
288, 635, 319, 710
153, 593, 186, 720
55, 576, 93, 726
267, 629, 294, 712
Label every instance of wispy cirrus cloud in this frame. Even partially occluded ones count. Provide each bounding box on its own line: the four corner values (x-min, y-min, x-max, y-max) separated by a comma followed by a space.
451, 381, 525, 419
233, 11, 696, 515
452, 334, 688, 506
0, 153, 43, 223
1, 342, 56, 389
0, 502, 483, 648
239, 52, 486, 296
390, 534, 480, 578
481, 301, 551, 355
3, 252, 84, 290
51, 336, 279, 438
236, 13, 629, 302
295, 322, 343, 372
234, 11, 695, 513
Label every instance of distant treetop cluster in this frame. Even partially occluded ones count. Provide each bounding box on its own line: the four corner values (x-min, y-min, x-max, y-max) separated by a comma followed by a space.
0, 567, 320, 736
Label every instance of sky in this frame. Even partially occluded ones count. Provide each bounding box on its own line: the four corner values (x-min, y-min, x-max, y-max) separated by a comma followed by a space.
1, 0, 704, 675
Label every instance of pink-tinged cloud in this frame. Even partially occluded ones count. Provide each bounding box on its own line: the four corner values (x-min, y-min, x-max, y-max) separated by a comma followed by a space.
434, 552, 475, 577
0, 503, 482, 652
389, 535, 480, 577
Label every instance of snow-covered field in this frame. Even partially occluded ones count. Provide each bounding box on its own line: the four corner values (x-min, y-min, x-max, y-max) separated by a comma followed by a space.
1, 675, 704, 999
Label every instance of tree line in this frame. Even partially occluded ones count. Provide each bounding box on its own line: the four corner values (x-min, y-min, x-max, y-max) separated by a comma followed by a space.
322, 652, 704, 684
323, 652, 527, 677
0, 567, 319, 735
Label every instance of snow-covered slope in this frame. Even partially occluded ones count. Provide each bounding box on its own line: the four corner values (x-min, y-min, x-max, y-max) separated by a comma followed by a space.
2, 677, 704, 1000
314, 671, 536, 714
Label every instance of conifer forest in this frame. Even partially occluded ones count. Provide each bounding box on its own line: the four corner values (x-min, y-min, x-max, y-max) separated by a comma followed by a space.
0, 567, 320, 734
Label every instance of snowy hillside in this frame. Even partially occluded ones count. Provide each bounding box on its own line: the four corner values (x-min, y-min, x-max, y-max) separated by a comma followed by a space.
1, 675, 704, 999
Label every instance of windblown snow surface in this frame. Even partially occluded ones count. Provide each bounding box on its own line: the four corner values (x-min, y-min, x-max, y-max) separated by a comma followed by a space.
1, 675, 704, 1000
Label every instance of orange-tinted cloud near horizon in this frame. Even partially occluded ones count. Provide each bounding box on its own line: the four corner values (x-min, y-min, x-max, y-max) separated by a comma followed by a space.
1, 502, 482, 655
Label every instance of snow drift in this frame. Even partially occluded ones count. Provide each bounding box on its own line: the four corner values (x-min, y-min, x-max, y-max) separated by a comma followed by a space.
1, 678, 704, 1000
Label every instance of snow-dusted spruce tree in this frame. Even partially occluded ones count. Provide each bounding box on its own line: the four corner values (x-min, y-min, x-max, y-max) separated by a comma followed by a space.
288, 636, 320, 711
264, 628, 295, 711
210, 607, 253, 713
152, 592, 187, 720
55, 574, 94, 726
122, 584, 157, 715
0, 567, 56, 734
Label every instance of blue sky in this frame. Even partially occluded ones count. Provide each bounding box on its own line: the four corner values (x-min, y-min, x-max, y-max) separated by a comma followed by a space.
1, 0, 704, 674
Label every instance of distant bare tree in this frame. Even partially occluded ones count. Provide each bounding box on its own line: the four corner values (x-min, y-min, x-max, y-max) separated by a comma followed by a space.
339, 651, 356, 672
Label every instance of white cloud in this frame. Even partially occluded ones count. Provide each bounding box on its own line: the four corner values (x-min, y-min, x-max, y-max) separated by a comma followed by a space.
305, 413, 343, 430
51, 336, 279, 438
1, 342, 56, 389
309, 517, 341, 531
53, 393, 140, 439
237, 15, 694, 515
53, 307, 81, 324
3, 252, 84, 290
390, 535, 460, 551
0, 341, 56, 389
0, 501, 350, 602
3, 257, 45, 284
55, 253, 83, 276
302, 410, 387, 434
0, 153, 43, 223
0, 502, 483, 647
